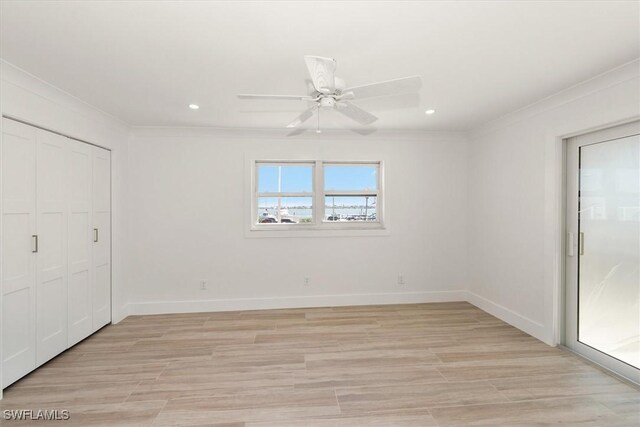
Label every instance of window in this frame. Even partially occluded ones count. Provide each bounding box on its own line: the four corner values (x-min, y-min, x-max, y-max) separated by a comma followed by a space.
324, 163, 379, 222
255, 162, 314, 224
252, 160, 383, 230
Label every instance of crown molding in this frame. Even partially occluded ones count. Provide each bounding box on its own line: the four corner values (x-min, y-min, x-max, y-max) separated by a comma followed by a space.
129, 125, 469, 143
1, 59, 130, 129
470, 58, 640, 139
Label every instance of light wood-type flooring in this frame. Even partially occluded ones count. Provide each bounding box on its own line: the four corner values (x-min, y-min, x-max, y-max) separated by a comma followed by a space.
1, 302, 638, 426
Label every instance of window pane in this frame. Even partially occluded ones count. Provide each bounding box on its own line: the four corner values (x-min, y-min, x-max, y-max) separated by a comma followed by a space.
324, 164, 378, 191
257, 164, 313, 193
257, 197, 313, 224
324, 196, 377, 221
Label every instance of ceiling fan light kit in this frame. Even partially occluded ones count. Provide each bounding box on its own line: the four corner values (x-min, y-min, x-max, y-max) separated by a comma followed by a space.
238, 55, 422, 133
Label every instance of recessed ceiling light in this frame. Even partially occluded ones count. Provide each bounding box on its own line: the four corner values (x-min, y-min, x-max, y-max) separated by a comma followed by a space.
425, 109, 436, 115
189, 104, 200, 110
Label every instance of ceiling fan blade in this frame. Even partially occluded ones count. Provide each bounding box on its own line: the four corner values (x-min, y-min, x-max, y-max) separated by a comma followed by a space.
356, 93, 420, 111
304, 79, 316, 95
348, 127, 377, 136
304, 56, 336, 94
335, 101, 378, 126
286, 105, 318, 128
345, 76, 422, 99
238, 94, 314, 101
287, 128, 308, 137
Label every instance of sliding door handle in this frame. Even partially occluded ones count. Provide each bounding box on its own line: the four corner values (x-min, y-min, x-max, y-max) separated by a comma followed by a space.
93, 228, 99, 243
32, 235, 38, 253
567, 232, 574, 257
579, 232, 585, 255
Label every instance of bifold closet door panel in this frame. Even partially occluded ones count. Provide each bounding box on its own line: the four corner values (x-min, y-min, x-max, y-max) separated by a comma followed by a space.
1, 119, 37, 387
92, 146, 111, 330
68, 140, 93, 346
35, 129, 69, 366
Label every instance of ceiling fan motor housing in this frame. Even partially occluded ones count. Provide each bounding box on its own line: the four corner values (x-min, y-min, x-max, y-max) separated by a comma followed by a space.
319, 97, 336, 108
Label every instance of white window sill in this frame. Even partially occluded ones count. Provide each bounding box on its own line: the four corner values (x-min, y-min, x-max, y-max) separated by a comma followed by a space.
245, 223, 389, 238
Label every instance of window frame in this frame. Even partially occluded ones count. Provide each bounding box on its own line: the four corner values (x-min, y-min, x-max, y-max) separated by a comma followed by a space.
249, 159, 385, 233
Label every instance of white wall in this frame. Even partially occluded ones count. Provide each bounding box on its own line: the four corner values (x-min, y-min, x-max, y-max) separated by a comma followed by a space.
126, 128, 469, 314
467, 59, 640, 345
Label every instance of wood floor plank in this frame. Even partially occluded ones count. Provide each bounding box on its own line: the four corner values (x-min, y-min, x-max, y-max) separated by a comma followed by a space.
14, 362, 168, 387
246, 412, 439, 426
294, 364, 446, 390
154, 388, 340, 425
433, 346, 560, 363
436, 354, 592, 381
335, 381, 509, 415
305, 348, 442, 369
429, 397, 630, 426
489, 372, 639, 401
0, 381, 141, 407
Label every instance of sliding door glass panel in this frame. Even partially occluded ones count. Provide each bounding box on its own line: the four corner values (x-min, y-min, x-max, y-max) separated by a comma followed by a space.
578, 134, 640, 369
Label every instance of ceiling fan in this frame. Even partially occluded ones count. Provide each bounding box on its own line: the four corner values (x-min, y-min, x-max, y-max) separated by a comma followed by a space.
238, 56, 422, 132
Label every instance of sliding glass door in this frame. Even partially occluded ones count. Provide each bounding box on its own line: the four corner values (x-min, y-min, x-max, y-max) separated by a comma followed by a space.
565, 121, 640, 384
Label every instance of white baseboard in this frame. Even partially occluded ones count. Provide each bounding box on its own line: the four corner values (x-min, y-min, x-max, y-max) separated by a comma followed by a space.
127, 290, 468, 316
111, 303, 130, 324
466, 291, 550, 345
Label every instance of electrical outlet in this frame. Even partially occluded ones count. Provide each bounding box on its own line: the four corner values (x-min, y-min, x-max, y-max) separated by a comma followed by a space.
398, 273, 405, 285
304, 276, 310, 286
200, 280, 207, 290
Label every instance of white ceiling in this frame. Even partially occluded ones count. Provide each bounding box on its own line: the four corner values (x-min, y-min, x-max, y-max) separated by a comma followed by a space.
1, 1, 638, 131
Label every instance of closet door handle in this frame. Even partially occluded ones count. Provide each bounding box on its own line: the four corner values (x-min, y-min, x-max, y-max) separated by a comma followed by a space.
32, 235, 38, 253
579, 232, 585, 255
94, 228, 99, 243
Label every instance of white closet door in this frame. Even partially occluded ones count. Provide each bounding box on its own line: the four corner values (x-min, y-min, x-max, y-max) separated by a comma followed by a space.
35, 129, 69, 365
92, 146, 111, 330
1, 119, 37, 387
68, 140, 93, 345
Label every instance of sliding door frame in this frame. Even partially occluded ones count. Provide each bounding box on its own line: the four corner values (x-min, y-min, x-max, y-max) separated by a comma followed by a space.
563, 120, 640, 385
